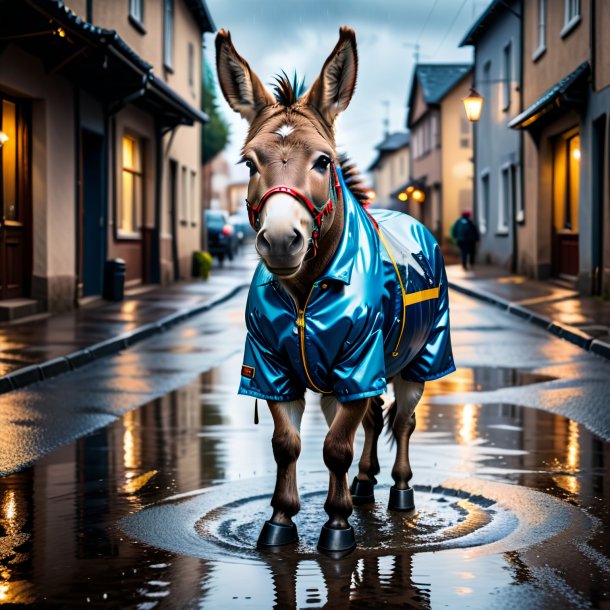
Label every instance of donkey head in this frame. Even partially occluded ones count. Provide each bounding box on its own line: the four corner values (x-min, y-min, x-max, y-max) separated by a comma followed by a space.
216, 27, 358, 278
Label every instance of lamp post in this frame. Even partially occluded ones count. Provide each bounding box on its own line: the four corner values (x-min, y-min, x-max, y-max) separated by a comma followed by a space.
463, 88, 484, 122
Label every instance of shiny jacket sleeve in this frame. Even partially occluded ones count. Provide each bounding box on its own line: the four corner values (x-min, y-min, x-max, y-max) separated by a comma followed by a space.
238, 289, 304, 403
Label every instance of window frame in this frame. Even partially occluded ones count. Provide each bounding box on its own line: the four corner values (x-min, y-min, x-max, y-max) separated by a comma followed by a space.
128, 0, 146, 33
190, 169, 197, 226
532, 0, 546, 61
502, 41, 512, 112
498, 163, 511, 234
478, 169, 490, 236
118, 132, 144, 239
561, 0, 581, 38
163, 0, 174, 71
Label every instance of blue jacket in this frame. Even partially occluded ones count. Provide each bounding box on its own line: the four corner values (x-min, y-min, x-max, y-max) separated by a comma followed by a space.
239, 169, 455, 404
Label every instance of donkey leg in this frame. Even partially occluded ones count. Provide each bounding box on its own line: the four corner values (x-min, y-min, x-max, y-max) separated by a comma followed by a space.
318, 398, 369, 557
388, 378, 424, 511
351, 395, 384, 504
258, 399, 305, 548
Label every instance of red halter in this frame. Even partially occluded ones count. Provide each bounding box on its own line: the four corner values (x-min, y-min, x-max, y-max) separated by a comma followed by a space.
246, 162, 341, 257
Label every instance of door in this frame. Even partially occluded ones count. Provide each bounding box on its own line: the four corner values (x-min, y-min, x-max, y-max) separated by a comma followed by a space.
592, 116, 606, 296
552, 129, 580, 279
0, 96, 31, 300
81, 130, 105, 296
168, 159, 179, 280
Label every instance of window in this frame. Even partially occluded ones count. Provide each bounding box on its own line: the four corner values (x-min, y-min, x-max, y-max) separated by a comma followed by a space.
562, 0, 580, 36
431, 114, 439, 149
533, 0, 546, 60
479, 171, 490, 235
460, 118, 470, 148
180, 166, 188, 223
163, 0, 174, 69
129, 0, 144, 24
120, 134, 143, 236
188, 42, 194, 88
514, 164, 524, 222
190, 170, 197, 224
502, 42, 512, 111
499, 165, 511, 233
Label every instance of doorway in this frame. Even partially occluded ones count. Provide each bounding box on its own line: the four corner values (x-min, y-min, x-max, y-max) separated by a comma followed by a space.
592, 116, 606, 296
0, 96, 31, 300
80, 130, 106, 296
551, 128, 580, 279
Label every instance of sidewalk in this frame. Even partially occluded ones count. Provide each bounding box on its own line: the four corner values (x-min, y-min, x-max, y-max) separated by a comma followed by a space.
446, 264, 610, 360
0, 264, 251, 394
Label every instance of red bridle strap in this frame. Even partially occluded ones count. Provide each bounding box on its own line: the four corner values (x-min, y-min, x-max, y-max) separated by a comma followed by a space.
246, 163, 341, 257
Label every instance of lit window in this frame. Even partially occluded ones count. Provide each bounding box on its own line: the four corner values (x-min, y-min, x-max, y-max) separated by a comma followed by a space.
129, 0, 144, 23
163, 0, 174, 69
120, 134, 143, 235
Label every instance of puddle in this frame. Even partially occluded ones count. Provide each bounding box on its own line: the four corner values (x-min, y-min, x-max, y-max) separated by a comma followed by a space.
0, 361, 608, 607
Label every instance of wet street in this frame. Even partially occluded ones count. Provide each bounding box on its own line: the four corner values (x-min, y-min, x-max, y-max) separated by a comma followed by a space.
1, 251, 609, 609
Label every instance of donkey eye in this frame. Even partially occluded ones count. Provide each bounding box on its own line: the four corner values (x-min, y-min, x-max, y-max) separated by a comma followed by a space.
245, 159, 258, 177
313, 155, 331, 172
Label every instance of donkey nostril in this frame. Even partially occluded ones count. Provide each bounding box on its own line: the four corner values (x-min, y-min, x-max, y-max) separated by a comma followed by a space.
256, 230, 272, 256
288, 230, 304, 255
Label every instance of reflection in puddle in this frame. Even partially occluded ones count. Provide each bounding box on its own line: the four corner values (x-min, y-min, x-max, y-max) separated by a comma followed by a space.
0, 362, 607, 606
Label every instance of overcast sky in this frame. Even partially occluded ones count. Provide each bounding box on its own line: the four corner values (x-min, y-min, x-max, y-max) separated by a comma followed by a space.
203, 0, 488, 184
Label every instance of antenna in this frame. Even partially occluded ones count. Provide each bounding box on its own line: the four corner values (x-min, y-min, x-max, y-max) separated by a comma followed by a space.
403, 42, 421, 64
382, 100, 390, 137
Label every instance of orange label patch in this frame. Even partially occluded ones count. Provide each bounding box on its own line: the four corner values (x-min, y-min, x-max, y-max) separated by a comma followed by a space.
241, 365, 255, 379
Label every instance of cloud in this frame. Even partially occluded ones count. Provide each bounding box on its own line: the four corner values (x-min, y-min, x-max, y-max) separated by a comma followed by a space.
205, 0, 484, 181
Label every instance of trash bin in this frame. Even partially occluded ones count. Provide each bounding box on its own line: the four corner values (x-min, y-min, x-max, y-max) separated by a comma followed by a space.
103, 258, 126, 301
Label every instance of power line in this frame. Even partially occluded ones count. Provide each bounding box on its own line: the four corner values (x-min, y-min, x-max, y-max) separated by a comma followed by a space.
416, 0, 441, 46
432, 0, 469, 57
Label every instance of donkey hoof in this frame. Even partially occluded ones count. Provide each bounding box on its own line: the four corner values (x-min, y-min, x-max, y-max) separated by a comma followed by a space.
317, 524, 356, 558
257, 520, 298, 548
388, 486, 415, 512
350, 477, 375, 505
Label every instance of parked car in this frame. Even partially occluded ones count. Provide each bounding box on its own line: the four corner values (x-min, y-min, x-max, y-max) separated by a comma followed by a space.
229, 212, 254, 246
205, 209, 238, 263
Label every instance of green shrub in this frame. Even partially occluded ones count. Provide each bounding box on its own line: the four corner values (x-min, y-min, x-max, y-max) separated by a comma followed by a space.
193, 251, 213, 280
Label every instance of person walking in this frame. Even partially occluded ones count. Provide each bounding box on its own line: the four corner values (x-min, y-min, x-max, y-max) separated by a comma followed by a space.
451, 211, 479, 270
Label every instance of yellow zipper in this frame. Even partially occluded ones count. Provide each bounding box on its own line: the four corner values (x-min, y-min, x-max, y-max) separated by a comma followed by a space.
294, 286, 332, 394
376, 229, 408, 356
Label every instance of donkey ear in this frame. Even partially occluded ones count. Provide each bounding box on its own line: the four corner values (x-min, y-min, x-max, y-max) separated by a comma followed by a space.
215, 29, 275, 123
302, 26, 358, 124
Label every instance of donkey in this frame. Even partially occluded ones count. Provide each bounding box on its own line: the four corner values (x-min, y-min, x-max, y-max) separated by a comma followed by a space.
216, 26, 455, 557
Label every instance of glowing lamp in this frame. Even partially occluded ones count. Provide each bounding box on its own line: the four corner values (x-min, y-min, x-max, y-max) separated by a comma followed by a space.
411, 188, 425, 202
572, 148, 581, 161
463, 88, 483, 122
365, 189, 376, 202
398, 192, 408, 202
0, 131, 8, 147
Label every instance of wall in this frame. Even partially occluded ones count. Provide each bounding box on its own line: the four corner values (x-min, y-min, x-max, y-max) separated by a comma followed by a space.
440, 74, 473, 243
372, 146, 410, 208
472, 3, 521, 268
0, 44, 76, 312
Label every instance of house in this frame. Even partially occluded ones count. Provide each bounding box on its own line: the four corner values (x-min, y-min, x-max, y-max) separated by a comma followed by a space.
0, 0, 215, 319
367, 131, 410, 209
406, 63, 473, 244
509, 0, 610, 296
460, 0, 522, 270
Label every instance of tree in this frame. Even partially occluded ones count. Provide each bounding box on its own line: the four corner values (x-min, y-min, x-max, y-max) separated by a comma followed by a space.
201, 62, 230, 164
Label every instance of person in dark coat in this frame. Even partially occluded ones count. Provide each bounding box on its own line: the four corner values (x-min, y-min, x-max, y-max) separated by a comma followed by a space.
451, 211, 479, 270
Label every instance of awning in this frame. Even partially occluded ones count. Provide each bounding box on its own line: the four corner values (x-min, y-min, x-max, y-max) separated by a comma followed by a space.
509, 62, 590, 130
0, 0, 208, 128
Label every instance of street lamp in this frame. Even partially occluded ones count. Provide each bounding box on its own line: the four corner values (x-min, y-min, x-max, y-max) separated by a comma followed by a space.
0, 131, 8, 147
463, 88, 483, 122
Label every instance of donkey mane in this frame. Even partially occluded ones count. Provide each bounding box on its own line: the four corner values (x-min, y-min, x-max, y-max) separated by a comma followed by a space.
272, 71, 307, 107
